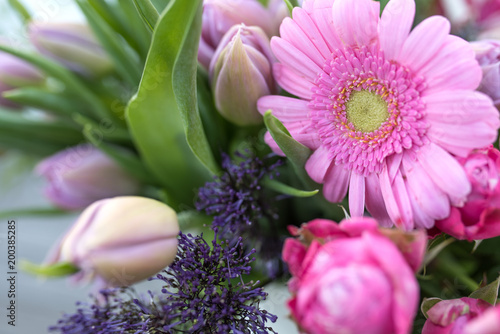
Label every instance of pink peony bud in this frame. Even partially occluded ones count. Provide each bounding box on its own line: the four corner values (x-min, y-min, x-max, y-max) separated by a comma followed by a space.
472, 40, 500, 107
48, 196, 179, 287
29, 22, 113, 77
422, 297, 497, 334
435, 146, 500, 240
199, 0, 284, 69
0, 49, 45, 108
210, 24, 276, 126
36, 145, 141, 210
283, 217, 422, 334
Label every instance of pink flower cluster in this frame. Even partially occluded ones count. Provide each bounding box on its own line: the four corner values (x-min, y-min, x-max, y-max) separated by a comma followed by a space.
434, 146, 500, 240
422, 297, 500, 334
283, 217, 426, 334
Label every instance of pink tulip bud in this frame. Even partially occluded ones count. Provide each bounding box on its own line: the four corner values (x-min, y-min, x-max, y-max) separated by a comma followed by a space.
210, 24, 275, 126
199, 0, 278, 69
29, 22, 113, 77
49, 196, 179, 287
36, 145, 141, 210
0, 48, 44, 108
422, 297, 498, 334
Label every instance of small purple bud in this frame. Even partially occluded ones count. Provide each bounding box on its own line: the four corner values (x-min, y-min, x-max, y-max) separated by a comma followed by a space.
210, 24, 276, 126
28, 22, 113, 77
36, 144, 141, 210
49, 196, 179, 287
472, 40, 500, 107
199, 0, 279, 69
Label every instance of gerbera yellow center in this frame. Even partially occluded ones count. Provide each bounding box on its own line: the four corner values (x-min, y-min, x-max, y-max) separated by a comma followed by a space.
346, 90, 389, 133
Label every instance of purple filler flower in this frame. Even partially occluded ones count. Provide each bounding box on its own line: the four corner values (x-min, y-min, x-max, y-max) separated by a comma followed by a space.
153, 232, 277, 333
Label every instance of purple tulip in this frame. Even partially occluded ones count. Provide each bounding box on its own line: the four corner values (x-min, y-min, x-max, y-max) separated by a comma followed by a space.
210, 24, 276, 126
36, 145, 141, 210
48, 196, 179, 288
0, 49, 44, 108
472, 40, 500, 107
199, 0, 283, 69
29, 22, 113, 77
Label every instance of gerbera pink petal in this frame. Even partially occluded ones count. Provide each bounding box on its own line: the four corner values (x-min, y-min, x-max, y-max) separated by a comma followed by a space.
379, 0, 415, 60
305, 145, 334, 183
273, 63, 314, 99
428, 121, 499, 157
365, 173, 393, 228
398, 16, 450, 73
303, 1, 343, 52
380, 164, 413, 230
323, 164, 350, 202
349, 172, 366, 217
421, 35, 482, 93
417, 143, 471, 206
280, 16, 326, 68
332, 0, 379, 47
270, 37, 324, 81
257, 96, 310, 123
423, 90, 498, 124
403, 155, 450, 226
286, 121, 322, 150
291, 8, 335, 58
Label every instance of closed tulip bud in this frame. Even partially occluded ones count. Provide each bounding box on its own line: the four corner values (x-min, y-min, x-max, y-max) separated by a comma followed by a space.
210, 24, 275, 126
49, 196, 179, 287
29, 22, 113, 77
36, 145, 141, 210
199, 0, 278, 69
0, 49, 45, 108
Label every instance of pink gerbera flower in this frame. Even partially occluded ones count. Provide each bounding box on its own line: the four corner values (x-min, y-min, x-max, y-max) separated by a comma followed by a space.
258, 0, 500, 230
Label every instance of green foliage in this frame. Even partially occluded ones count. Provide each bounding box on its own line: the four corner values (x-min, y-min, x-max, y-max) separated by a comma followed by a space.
126, 0, 218, 209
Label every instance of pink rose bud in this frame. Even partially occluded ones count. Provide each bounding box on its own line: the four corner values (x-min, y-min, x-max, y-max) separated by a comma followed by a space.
422, 297, 494, 334
28, 22, 113, 77
283, 217, 421, 334
210, 24, 275, 126
36, 145, 141, 210
0, 49, 45, 108
435, 146, 500, 240
463, 304, 500, 334
472, 40, 500, 107
199, 0, 280, 69
49, 196, 179, 287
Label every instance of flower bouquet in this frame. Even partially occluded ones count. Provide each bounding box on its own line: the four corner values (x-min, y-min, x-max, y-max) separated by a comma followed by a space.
2, 0, 500, 333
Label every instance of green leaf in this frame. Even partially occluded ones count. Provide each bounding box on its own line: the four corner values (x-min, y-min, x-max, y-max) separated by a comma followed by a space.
150, 0, 171, 11
83, 127, 159, 185
76, 1, 142, 86
7, 0, 31, 23
422, 237, 455, 270
0, 45, 110, 121
132, 0, 160, 32
0, 109, 83, 145
421, 298, 442, 319
469, 275, 500, 306
262, 178, 318, 197
4, 88, 82, 118
263, 110, 315, 188
88, 0, 149, 59
0, 207, 68, 220
126, 0, 216, 208
21, 261, 80, 278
